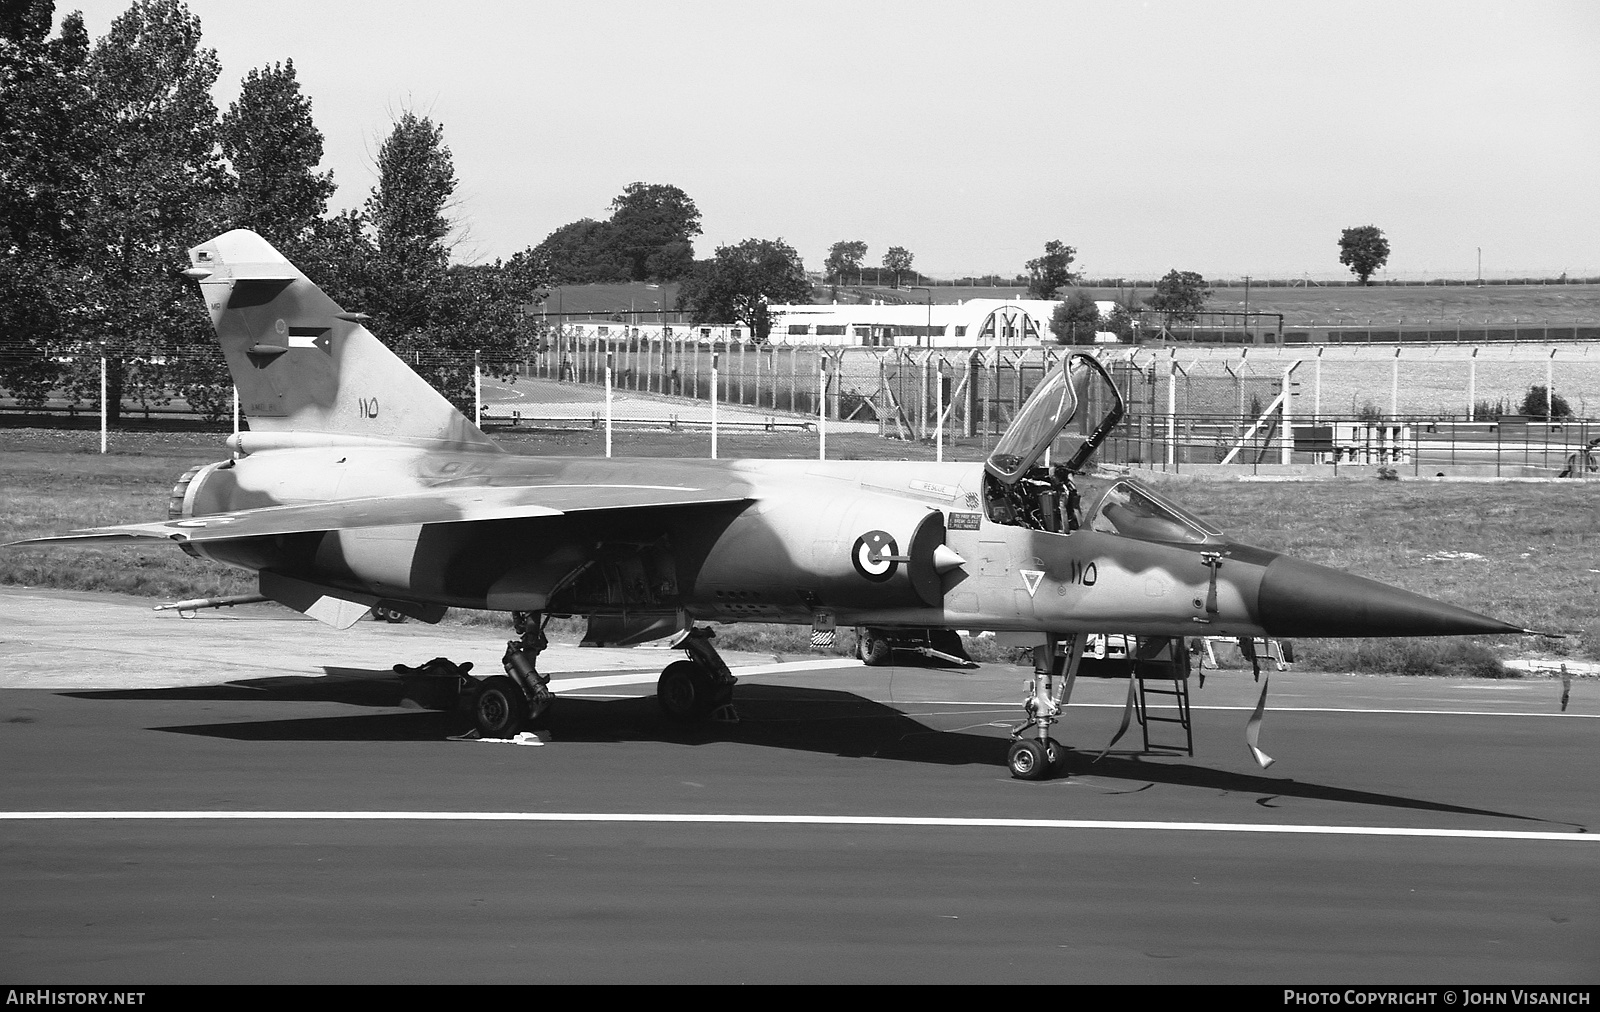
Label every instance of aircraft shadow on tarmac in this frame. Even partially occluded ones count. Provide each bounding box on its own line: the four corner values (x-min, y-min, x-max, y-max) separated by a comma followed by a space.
63, 673, 1562, 827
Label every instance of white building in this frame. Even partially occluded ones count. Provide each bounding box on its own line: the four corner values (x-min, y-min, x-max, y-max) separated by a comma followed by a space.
548, 296, 1099, 347
765, 298, 1061, 347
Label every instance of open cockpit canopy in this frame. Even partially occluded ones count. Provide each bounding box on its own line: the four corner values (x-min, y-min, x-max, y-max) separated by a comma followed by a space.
985, 353, 1125, 484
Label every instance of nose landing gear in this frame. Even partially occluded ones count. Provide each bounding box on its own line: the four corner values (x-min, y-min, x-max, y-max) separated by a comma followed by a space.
1008, 633, 1080, 780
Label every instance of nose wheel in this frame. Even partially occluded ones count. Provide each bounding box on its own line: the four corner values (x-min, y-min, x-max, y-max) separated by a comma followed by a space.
1007, 634, 1080, 780
1007, 737, 1062, 780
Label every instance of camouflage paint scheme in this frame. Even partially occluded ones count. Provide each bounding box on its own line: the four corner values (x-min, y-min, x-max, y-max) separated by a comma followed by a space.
16, 230, 1523, 650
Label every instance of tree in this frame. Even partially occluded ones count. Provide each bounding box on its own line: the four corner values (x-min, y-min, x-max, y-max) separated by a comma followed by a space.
1026, 240, 1079, 300
824, 240, 867, 284
537, 182, 701, 284
881, 246, 913, 288
676, 238, 812, 343
1102, 301, 1138, 342
79, 0, 231, 425
532, 218, 627, 284
607, 181, 701, 282
1520, 385, 1572, 420
1049, 292, 1100, 345
218, 59, 335, 252
364, 110, 455, 334
1147, 269, 1211, 329
1338, 225, 1390, 285
0, 2, 102, 409
402, 249, 550, 414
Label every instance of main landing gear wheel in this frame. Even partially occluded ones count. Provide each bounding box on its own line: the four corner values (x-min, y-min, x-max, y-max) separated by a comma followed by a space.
859, 630, 891, 667
1008, 738, 1053, 781
473, 675, 528, 738
657, 660, 719, 722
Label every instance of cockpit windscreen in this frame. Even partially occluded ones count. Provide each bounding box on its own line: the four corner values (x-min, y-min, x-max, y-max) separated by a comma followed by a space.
1089, 480, 1223, 544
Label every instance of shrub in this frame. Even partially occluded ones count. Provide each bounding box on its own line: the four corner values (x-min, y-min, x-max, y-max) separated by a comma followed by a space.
1520, 385, 1572, 419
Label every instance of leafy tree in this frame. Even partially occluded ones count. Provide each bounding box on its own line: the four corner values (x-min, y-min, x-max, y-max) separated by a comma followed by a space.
395, 250, 550, 414
1049, 292, 1100, 345
79, 0, 232, 425
881, 246, 913, 288
1520, 385, 1571, 420
337, 111, 550, 411
537, 182, 701, 284
824, 240, 867, 284
532, 218, 625, 284
363, 110, 455, 334
0, 2, 101, 409
218, 59, 335, 252
676, 238, 812, 344
1026, 240, 1079, 300
608, 181, 701, 282
1102, 301, 1138, 342
1147, 269, 1211, 328
1338, 225, 1390, 285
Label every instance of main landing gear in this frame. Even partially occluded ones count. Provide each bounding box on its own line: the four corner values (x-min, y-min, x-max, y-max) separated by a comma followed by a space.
657, 627, 739, 723
470, 611, 555, 738
1008, 633, 1081, 781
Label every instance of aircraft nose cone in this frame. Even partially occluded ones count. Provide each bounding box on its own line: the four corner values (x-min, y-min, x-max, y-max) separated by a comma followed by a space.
1257, 554, 1525, 638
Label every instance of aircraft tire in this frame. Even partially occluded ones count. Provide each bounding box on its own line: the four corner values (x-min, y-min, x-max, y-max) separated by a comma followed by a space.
473, 676, 528, 738
657, 660, 714, 721
859, 630, 892, 667
1041, 737, 1064, 771
1007, 739, 1052, 781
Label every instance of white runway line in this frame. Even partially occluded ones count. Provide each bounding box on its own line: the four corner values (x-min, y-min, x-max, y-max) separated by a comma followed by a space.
0, 811, 1592, 842
913, 701, 1599, 718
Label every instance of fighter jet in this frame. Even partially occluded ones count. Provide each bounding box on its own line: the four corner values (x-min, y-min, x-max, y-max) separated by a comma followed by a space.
10, 230, 1536, 780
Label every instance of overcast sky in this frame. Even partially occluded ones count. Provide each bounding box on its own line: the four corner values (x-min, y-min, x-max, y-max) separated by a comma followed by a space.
56, 0, 1600, 280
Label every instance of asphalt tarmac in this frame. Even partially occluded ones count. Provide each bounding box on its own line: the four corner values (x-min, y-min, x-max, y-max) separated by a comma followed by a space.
2, 588, 1596, 984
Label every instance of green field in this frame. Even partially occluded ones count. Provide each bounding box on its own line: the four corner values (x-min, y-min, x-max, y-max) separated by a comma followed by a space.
839, 282, 1600, 327
2, 428, 1593, 675
543, 278, 1600, 327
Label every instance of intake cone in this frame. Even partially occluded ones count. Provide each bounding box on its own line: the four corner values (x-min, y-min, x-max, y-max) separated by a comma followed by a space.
1257, 554, 1526, 638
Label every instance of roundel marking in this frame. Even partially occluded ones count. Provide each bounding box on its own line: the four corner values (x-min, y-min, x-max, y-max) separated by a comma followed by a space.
852, 531, 899, 582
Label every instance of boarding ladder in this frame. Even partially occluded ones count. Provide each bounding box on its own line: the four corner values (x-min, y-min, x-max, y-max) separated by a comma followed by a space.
1081, 635, 1195, 757
1133, 670, 1193, 756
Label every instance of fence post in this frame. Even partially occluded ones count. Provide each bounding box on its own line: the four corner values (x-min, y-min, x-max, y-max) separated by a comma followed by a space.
604, 351, 614, 459
1314, 346, 1324, 422
1281, 362, 1294, 466
1467, 348, 1478, 419
1390, 348, 1401, 418
99, 354, 107, 454
710, 352, 719, 460
818, 358, 827, 461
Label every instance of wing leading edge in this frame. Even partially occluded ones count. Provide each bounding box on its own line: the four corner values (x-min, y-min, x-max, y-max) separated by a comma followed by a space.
9, 483, 753, 547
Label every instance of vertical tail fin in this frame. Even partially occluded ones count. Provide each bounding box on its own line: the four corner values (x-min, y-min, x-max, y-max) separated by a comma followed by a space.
186, 229, 499, 452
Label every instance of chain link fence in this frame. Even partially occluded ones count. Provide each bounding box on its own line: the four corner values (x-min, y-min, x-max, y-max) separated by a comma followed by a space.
4, 333, 1597, 475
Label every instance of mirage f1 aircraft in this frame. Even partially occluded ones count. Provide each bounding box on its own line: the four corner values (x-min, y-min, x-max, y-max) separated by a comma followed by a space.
12, 230, 1535, 780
